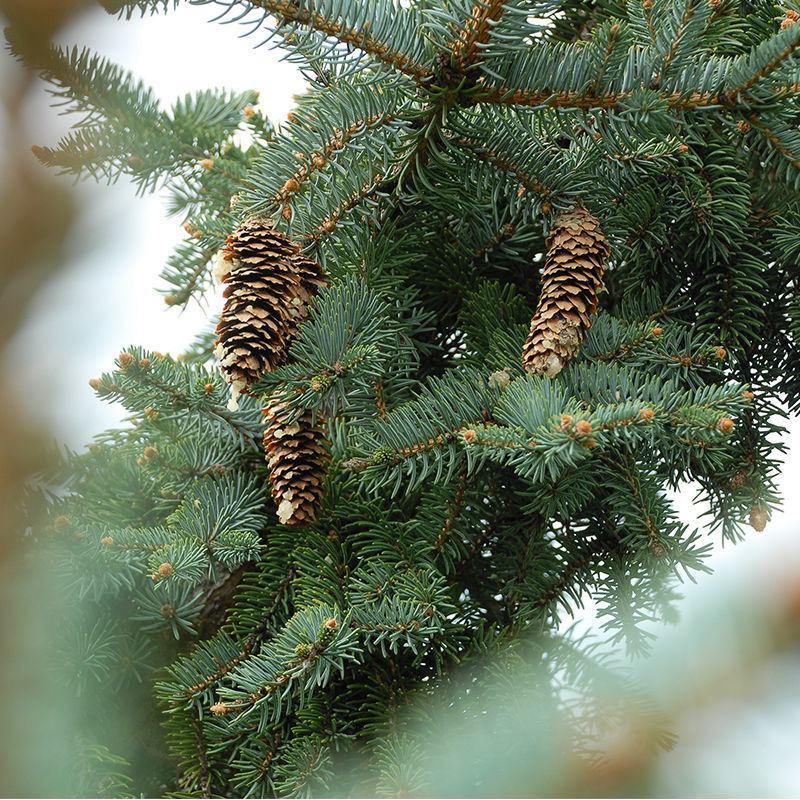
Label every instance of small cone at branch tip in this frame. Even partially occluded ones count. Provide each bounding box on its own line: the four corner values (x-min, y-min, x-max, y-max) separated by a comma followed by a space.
717, 417, 735, 433
575, 420, 593, 436
157, 562, 174, 579
262, 401, 329, 527
100, 536, 113, 546
462, 429, 477, 443
214, 220, 326, 409
210, 703, 228, 717
522, 206, 610, 376
88, 378, 101, 391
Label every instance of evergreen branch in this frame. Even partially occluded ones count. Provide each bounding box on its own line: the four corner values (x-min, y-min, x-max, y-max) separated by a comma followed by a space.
273, 113, 397, 211
745, 112, 800, 170
190, 710, 213, 797
531, 536, 607, 616
242, 75, 412, 216
456, 138, 552, 198
586, 20, 624, 97
244, 0, 434, 82
449, 0, 506, 72
434, 469, 467, 553
727, 23, 800, 96
91, 348, 263, 445
302, 169, 387, 244
474, 85, 717, 111
161, 235, 226, 308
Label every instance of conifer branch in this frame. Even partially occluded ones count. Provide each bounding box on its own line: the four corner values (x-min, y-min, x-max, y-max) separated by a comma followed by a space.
302, 171, 386, 244
434, 470, 468, 553
616, 460, 665, 556
247, 0, 434, 82
449, 0, 505, 72
472, 222, 517, 261
457, 138, 552, 198
165, 237, 223, 307
374, 379, 388, 418
475, 86, 626, 111
745, 113, 800, 170
731, 35, 800, 96
189, 709, 213, 797
273, 113, 396, 212
532, 538, 606, 615
186, 647, 254, 701
658, 0, 698, 79
475, 86, 720, 112
586, 21, 622, 97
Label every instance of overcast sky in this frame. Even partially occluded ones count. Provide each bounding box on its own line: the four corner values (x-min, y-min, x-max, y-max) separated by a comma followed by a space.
3, 4, 799, 793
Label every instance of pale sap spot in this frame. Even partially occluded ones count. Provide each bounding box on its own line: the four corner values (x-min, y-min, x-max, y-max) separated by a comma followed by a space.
227, 378, 246, 411
212, 251, 238, 283
545, 353, 563, 378
277, 499, 295, 524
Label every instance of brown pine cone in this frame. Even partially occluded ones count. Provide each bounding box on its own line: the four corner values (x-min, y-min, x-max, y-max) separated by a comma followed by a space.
214, 220, 325, 409
522, 206, 609, 377
262, 402, 329, 527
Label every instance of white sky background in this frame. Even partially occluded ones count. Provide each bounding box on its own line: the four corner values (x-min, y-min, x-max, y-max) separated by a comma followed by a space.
2, 3, 800, 794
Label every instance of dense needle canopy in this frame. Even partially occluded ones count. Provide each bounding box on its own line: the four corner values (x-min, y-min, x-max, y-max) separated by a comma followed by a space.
12, 0, 800, 795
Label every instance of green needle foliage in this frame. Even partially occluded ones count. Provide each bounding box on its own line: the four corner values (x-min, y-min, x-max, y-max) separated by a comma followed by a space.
12, 0, 800, 794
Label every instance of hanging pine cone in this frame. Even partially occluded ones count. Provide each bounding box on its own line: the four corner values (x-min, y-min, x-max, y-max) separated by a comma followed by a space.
214, 220, 325, 409
262, 401, 329, 526
522, 206, 609, 377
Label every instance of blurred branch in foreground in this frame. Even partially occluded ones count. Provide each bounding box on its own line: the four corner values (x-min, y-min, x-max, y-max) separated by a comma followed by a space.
0, 2, 95, 796
359, 558, 800, 798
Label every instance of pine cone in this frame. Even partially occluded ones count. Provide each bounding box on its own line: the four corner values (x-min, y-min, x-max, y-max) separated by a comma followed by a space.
522, 206, 609, 377
262, 401, 329, 527
214, 220, 325, 409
